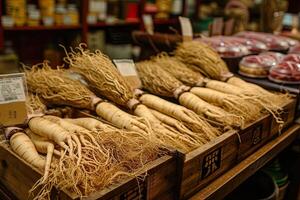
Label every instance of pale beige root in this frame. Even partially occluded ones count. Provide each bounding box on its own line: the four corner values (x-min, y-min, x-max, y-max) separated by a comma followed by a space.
139, 93, 220, 138
24, 62, 96, 110
149, 108, 208, 144
205, 79, 285, 124
26, 93, 47, 115
179, 92, 245, 128
10, 132, 45, 170
28, 117, 75, 156
136, 60, 232, 132
63, 44, 210, 151
190, 87, 262, 123
174, 41, 231, 81
153, 53, 204, 86
65, 116, 163, 167
63, 117, 109, 131
95, 102, 152, 135
227, 76, 290, 107
134, 104, 203, 152
26, 128, 61, 156
63, 44, 133, 107
30, 119, 163, 200
25, 129, 57, 183
24, 62, 153, 139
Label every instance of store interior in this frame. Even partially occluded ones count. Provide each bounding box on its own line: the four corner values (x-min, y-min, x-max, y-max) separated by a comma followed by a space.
1, 0, 300, 200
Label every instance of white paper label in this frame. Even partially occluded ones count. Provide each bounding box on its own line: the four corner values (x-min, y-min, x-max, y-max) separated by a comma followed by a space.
113, 59, 142, 89
142, 14, 154, 35
114, 59, 138, 76
179, 16, 193, 41
0, 73, 26, 104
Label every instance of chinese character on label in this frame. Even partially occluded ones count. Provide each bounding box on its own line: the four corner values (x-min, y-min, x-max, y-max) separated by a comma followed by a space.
201, 148, 222, 179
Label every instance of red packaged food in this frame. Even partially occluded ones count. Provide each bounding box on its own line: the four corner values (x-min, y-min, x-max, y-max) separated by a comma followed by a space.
225, 36, 269, 54
269, 61, 300, 84
259, 51, 284, 62
289, 44, 300, 54
239, 55, 277, 78
277, 35, 299, 47
282, 54, 300, 63
236, 31, 290, 51
199, 36, 250, 58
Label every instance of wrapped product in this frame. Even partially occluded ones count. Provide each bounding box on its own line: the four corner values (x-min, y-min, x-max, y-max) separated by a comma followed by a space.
259, 51, 284, 62
199, 36, 249, 58
289, 44, 300, 54
282, 54, 300, 63
269, 61, 300, 84
239, 55, 277, 78
225, 36, 269, 54
236, 31, 290, 51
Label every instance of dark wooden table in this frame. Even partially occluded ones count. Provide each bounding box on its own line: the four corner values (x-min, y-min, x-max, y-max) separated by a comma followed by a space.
190, 124, 300, 200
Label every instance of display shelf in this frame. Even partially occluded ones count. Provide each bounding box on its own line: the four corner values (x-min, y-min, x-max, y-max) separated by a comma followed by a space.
153, 18, 178, 25
88, 20, 140, 28
189, 124, 300, 200
3, 25, 82, 31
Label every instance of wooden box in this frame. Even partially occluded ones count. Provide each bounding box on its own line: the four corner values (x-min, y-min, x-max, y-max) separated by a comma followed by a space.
176, 130, 239, 200
237, 114, 272, 161
0, 143, 177, 200
270, 98, 297, 139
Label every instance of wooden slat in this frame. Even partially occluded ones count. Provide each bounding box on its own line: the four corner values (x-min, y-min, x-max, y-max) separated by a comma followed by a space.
189, 124, 300, 200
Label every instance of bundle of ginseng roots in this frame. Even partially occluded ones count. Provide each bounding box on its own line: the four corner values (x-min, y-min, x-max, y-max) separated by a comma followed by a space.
25, 62, 208, 152
4, 84, 164, 200
63, 44, 220, 147
136, 59, 259, 129
174, 41, 289, 125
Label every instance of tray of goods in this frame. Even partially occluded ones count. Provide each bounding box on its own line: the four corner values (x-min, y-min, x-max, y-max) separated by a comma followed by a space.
176, 129, 240, 200
239, 55, 277, 78
222, 36, 269, 54
289, 44, 300, 54
199, 36, 250, 58
282, 54, 300, 63
259, 51, 285, 62
269, 61, 300, 84
235, 31, 298, 52
0, 128, 177, 200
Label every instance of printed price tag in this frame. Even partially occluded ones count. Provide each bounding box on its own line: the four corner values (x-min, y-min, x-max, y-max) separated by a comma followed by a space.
179, 16, 193, 41
142, 14, 154, 35
0, 73, 26, 104
113, 59, 142, 90
0, 73, 28, 126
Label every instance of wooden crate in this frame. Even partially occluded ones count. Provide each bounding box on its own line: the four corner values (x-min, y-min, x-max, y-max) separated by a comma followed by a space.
0, 143, 176, 200
237, 114, 272, 161
270, 98, 297, 139
176, 130, 239, 200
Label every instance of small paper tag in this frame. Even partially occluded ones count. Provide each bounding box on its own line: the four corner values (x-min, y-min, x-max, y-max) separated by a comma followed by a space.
113, 59, 142, 90
142, 14, 154, 35
0, 73, 28, 126
179, 16, 193, 41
